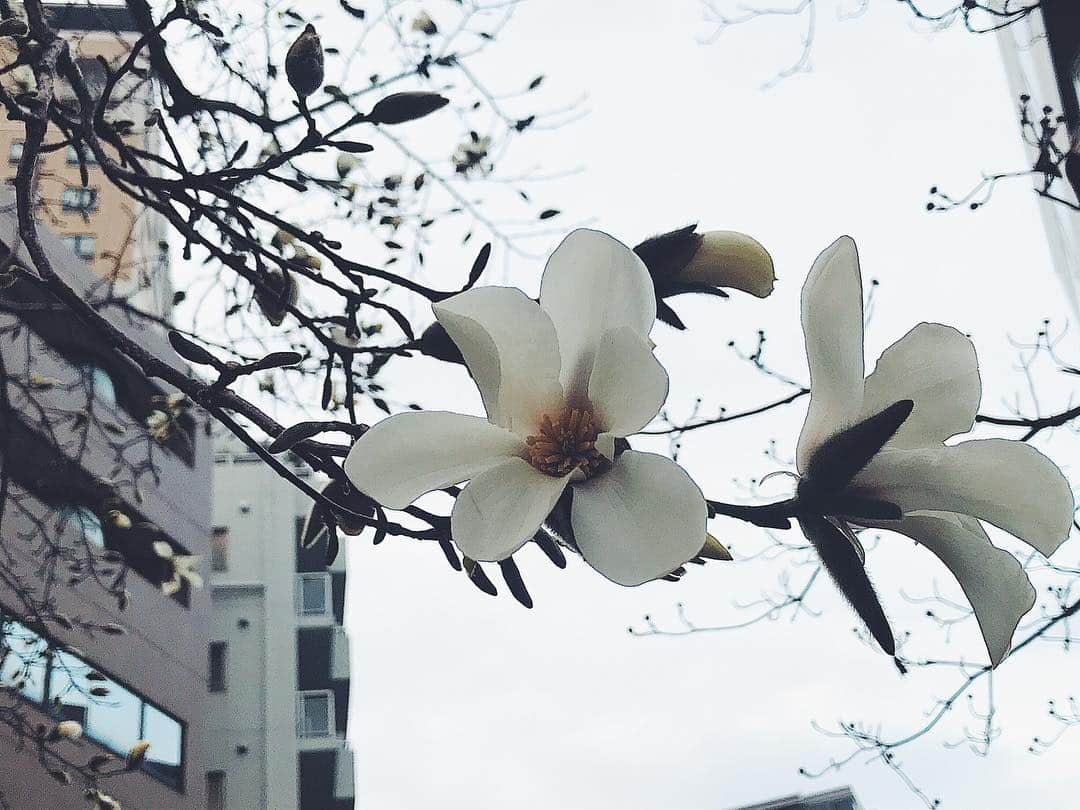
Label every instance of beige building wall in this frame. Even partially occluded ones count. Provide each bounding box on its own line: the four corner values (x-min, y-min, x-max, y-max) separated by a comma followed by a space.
0, 7, 171, 317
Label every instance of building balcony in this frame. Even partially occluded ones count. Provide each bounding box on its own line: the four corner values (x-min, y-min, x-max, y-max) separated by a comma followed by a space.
331, 625, 350, 681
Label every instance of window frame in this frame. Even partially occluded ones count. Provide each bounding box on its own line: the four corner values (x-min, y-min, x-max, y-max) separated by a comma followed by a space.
65, 143, 99, 166
210, 526, 229, 573
0, 612, 187, 791
296, 572, 331, 617
208, 641, 227, 694
60, 185, 99, 214
296, 689, 335, 738
62, 233, 96, 260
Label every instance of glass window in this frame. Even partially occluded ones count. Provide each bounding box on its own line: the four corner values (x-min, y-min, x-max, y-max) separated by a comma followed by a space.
297, 574, 329, 616
207, 771, 226, 810
1, 619, 48, 703
66, 143, 98, 165
62, 234, 95, 260
298, 691, 332, 737
64, 506, 105, 549
210, 527, 228, 572
208, 642, 227, 693
142, 702, 183, 787
81, 364, 117, 408
61, 186, 98, 213
8, 141, 22, 164
49, 650, 141, 754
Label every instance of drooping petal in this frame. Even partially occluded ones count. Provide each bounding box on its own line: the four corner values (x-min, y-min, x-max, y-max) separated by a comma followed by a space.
587, 326, 669, 437
852, 439, 1075, 556
344, 411, 523, 509
539, 229, 656, 401
796, 236, 865, 472
433, 287, 562, 433
570, 450, 706, 586
890, 511, 1035, 667
450, 457, 571, 561
860, 323, 981, 449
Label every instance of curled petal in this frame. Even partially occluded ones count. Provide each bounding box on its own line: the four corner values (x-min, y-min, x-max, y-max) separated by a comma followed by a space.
860, 323, 981, 449
344, 411, 522, 509
891, 512, 1035, 667
587, 326, 669, 437
796, 236, 865, 472
539, 229, 656, 401
451, 457, 571, 561
680, 230, 776, 298
853, 439, 1075, 556
570, 450, 706, 586
433, 287, 562, 433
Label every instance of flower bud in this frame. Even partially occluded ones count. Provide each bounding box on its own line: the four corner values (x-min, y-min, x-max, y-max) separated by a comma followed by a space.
336, 154, 357, 179
54, 720, 83, 741
285, 24, 324, 99
125, 739, 150, 770
681, 231, 775, 298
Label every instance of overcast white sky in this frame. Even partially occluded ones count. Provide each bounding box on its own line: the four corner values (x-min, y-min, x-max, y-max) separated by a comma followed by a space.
332, 2, 1080, 808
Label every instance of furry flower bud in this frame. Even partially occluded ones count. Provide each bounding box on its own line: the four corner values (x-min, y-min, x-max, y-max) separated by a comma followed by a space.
285, 24, 324, 99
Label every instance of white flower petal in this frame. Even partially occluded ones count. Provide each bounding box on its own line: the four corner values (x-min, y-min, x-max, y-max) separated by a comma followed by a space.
860, 323, 981, 449
539, 229, 656, 401
890, 511, 1035, 667
796, 236, 865, 472
587, 326, 669, 437
450, 457, 571, 561
344, 411, 522, 509
570, 450, 706, 586
853, 439, 1074, 556
433, 287, 562, 432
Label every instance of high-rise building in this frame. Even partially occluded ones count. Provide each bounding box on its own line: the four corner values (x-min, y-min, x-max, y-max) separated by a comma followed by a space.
727, 786, 862, 810
997, 2, 1080, 322
0, 196, 213, 808
209, 440, 356, 810
0, 2, 172, 318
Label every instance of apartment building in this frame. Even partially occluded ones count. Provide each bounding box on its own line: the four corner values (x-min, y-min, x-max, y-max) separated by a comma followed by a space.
0, 2, 172, 318
209, 441, 356, 810
0, 197, 213, 808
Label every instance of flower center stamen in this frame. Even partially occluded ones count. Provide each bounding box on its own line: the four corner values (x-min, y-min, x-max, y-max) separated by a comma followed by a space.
524, 407, 604, 478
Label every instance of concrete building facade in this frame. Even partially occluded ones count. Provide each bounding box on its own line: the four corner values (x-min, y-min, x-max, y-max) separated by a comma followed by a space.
209, 443, 355, 810
0, 199, 213, 808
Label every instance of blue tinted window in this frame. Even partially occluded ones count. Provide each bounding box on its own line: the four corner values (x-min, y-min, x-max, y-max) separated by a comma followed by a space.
1, 620, 48, 703
50, 651, 141, 754
64, 506, 105, 549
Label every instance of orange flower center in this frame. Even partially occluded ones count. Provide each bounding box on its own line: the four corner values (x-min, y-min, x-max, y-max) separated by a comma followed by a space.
524, 407, 604, 478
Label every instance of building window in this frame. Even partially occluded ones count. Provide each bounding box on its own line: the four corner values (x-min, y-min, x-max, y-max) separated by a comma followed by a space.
1, 617, 186, 790
61, 185, 99, 214
208, 642, 227, 693
66, 143, 98, 165
63, 505, 105, 549
62, 234, 95, 260
297, 690, 333, 737
210, 527, 228, 572
8, 141, 22, 164
207, 771, 226, 810
80, 363, 117, 408
296, 573, 330, 617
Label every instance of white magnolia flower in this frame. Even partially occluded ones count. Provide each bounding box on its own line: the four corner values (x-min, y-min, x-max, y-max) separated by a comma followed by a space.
344, 229, 707, 585
793, 236, 1074, 666
154, 541, 204, 595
